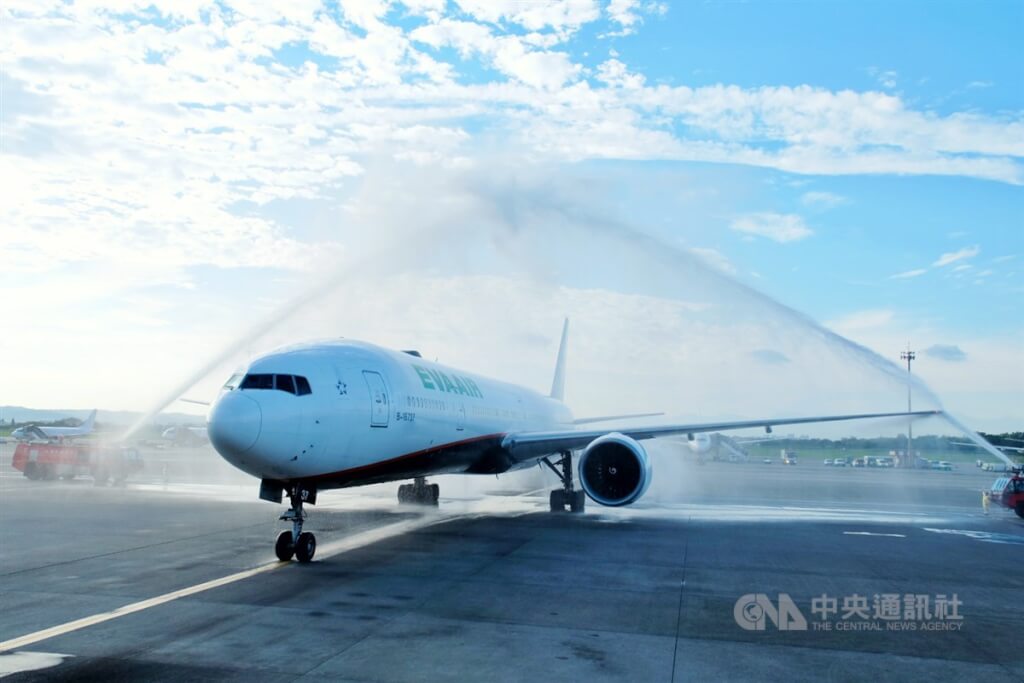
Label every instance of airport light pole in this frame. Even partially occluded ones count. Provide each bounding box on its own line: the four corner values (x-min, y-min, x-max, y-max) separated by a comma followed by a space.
901, 346, 916, 468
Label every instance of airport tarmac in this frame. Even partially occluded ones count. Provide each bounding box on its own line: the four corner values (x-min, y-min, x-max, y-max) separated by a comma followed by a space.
1, 444, 1021, 682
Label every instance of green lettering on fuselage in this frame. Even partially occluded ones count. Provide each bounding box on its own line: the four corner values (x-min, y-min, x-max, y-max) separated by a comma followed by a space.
440, 373, 458, 393
412, 364, 484, 398
464, 378, 482, 398
413, 366, 436, 390
427, 368, 445, 391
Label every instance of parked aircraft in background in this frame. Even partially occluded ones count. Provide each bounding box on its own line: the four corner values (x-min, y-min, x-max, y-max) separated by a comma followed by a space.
161, 425, 210, 447
11, 410, 97, 442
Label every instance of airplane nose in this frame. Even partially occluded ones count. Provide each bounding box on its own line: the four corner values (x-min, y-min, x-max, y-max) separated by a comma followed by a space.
208, 392, 262, 455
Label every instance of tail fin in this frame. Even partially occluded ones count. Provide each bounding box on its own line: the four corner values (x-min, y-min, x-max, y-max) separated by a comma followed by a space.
82, 409, 97, 429
550, 318, 569, 401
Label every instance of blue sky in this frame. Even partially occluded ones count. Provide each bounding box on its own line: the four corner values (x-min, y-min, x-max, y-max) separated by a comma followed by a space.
1, 0, 1021, 429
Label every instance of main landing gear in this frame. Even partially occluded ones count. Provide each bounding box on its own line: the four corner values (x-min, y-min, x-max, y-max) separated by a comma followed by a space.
398, 476, 439, 506
543, 450, 585, 513
275, 484, 317, 563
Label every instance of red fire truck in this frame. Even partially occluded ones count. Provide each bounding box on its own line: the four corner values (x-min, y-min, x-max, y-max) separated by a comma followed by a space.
989, 469, 1024, 518
12, 442, 142, 485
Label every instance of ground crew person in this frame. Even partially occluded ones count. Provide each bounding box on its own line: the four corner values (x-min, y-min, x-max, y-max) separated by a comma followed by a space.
982, 489, 990, 515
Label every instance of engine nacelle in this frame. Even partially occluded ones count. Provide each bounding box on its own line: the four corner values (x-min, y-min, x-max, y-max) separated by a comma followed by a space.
578, 433, 652, 507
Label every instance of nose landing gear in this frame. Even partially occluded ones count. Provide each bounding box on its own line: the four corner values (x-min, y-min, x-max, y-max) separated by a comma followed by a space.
275, 484, 317, 563
397, 476, 439, 506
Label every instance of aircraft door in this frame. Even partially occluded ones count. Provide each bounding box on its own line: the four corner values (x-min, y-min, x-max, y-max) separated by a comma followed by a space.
363, 371, 390, 428
456, 402, 465, 431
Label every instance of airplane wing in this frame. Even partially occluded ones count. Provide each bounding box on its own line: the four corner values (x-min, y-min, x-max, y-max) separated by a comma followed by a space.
502, 410, 942, 462
572, 412, 664, 425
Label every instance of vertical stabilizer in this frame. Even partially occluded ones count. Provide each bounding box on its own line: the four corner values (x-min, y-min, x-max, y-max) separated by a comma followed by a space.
550, 318, 569, 401
82, 409, 97, 429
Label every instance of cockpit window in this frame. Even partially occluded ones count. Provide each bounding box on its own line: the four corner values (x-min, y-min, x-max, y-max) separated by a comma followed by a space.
222, 373, 244, 391
240, 373, 274, 390
275, 374, 296, 395
239, 373, 312, 395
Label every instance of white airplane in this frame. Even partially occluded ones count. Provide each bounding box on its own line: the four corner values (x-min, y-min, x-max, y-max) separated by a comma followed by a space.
207, 321, 939, 563
161, 425, 210, 447
11, 409, 97, 441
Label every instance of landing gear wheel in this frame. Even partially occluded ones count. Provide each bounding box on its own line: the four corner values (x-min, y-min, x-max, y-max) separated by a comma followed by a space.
275, 531, 295, 561
398, 479, 439, 506
295, 532, 316, 563
278, 483, 315, 561
545, 451, 584, 514
1015, 503, 1024, 520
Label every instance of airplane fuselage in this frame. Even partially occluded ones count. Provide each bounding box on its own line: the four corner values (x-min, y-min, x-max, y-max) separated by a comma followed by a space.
208, 340, 574, 489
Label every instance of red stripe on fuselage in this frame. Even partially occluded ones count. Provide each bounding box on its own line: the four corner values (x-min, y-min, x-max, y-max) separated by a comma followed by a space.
306, 432, 508, 484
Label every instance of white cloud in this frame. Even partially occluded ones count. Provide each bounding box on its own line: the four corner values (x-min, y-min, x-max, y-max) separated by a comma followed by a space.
924, 344, 967, 362
605, 0, 667, 36
933, 245, 981, 267
596, 58, 645, 89
827, 309, 895, 333
868, 67, 898, 89
453, 0, 601, 33
891, 245, 983, 280
607, 0, 641, 33
800, 191, 847, 208
730, 213, 813, 243
410, 19, 581, 89
1, 0, 1021, 329
688, 247, 737, 275
890, 268, 928, 280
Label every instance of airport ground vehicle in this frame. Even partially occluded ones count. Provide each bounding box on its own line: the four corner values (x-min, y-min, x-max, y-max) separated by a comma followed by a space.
781, 450, 798, 465
11, 442, 142, 484
989, 471, 1024, 518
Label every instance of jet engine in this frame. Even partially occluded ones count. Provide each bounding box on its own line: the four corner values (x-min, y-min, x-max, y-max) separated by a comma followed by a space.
578, 433, 652, 507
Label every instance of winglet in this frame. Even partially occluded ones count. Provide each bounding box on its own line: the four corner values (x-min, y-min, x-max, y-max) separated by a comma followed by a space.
550, 318, 569, 401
